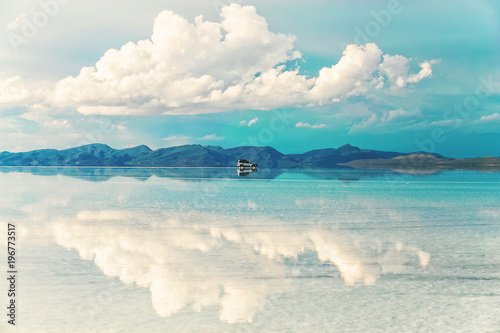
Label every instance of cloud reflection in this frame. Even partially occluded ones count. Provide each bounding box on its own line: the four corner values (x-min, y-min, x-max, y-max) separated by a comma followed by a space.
48, 210, 429, 323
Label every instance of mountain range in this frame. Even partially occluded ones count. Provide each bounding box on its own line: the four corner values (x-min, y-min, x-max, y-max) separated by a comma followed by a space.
0, 143, 445, 168
340, 154, 500, 173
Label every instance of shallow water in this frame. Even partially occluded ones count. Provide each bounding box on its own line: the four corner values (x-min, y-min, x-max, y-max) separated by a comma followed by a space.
0, 167, 499, 332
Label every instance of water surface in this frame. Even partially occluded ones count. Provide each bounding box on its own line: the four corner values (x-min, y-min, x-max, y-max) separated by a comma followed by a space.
0, 168, 499, 332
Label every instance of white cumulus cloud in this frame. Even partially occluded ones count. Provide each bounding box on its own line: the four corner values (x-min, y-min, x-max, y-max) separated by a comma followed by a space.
1, 5, 438, 116
478, 113, 500, 122
247, 117, 259, 126
380, 56, 440, 89
295, 122, 327, 129
0, 76, 30, 104
239, 117, 259, 127
163, 135, 192, 141
381, 108, 414, 122
199, 134, 224, 141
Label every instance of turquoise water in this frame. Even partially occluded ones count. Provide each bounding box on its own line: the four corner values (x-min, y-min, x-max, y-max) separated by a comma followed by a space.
0, 168, 499, 332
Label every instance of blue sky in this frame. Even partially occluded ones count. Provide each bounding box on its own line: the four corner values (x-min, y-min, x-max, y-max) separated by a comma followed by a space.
0, 0, 498, 157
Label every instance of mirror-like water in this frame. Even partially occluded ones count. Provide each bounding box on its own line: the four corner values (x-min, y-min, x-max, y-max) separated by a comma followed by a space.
0, 168, 499, 332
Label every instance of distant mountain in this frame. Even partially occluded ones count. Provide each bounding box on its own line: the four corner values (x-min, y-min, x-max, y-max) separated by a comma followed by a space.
288, 144, 381, 168
0, 144, 116, 166
0, 143, 444, 168
130, 145, 234, 167
340, 154, 500, 174
223, 146, 298, 168
0, 144, 298, 168
286, 144, 443, 168
371, 149, 443, 159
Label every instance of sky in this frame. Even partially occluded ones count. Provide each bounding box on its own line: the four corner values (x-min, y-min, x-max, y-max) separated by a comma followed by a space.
0, 0, 499, 157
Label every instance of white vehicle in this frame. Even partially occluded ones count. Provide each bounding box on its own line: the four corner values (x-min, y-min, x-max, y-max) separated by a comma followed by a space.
237, 159, 258, 170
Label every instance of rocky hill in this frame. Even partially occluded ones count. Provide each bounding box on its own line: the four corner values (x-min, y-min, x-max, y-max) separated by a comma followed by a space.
0, 143, 445, 168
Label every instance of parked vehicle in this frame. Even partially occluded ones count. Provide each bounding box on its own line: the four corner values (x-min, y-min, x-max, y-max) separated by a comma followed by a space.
237, 159, 258, 170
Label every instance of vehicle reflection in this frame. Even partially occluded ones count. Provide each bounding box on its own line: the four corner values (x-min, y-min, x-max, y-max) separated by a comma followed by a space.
237, 168, 258, 176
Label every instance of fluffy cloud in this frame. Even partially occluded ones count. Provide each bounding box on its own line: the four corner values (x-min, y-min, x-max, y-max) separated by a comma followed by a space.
247, 117, 259, 126
0, 76, 30, 104
295, 122, 327, 129
349, 114, 378, 133
379, 56, 440, 89
0, 5, 437, 115
199, 133, 224, 141
47, 4, 301, 114
163, 135, 192, 141
381, 108, 414, 122
0, 104, 137, 151
478, 113, 500, 122
309, 43, 384, 104
349, 108, 419, 133
240, 117, 259, 127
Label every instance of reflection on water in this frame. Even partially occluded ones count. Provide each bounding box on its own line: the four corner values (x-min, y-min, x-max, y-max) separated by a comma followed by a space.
237, 167, 258, 177
48, 210, 429, 323
0, 168, 499, 332
0, 165, 439, 182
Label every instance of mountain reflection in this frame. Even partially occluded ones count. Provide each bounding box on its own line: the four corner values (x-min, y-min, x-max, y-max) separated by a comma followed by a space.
0, 165, 421, 182
48, 210, 430, 323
